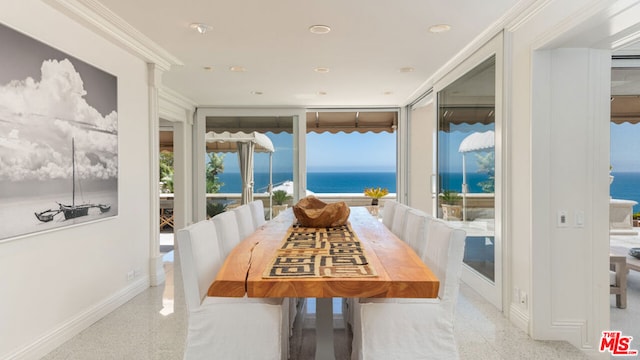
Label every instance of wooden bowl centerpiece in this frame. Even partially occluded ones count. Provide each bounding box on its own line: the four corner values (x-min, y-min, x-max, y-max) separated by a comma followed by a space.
293, 196, 350, 227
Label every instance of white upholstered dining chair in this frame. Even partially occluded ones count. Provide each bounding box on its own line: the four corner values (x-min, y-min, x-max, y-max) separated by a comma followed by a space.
381, 199, 397, 229
249, 200, 267, 227
403, 209, 433, 259
233, 204, 256, 240
211, 211, 241, 258
351, 218, 466, 360
390, 203, 411, 239
177, 220, 288, 360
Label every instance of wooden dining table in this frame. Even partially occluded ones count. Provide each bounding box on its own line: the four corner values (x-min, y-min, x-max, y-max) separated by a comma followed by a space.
208, 206, 440, 360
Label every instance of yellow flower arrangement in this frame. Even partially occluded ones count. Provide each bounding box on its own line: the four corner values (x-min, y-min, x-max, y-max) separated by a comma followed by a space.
364, 187, 389, 199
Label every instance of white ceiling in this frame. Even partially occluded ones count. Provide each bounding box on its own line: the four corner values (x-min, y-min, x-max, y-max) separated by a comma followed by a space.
96, 0, 522, 107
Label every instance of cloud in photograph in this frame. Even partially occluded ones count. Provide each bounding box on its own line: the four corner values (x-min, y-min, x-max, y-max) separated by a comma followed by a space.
0, 58, 117, 182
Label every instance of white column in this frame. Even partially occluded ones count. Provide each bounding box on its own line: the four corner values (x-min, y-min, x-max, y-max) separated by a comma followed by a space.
148, 63, 165, 286
315, 298, 336, 360
294, 113, 307, 202
530, 48, 611, 351
173, 116, 193, 230
194, 109, 207, 221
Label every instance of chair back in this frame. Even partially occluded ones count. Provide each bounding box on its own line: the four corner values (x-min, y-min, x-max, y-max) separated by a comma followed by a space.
423, 218, 466, 306
176, 220, 222, 312
233, 204, 256, 240
212, 211, 241, 258
390, 203, 411, 238
403, 209, 432, 258
381, 200, 397, 228
249, 200, 266, 227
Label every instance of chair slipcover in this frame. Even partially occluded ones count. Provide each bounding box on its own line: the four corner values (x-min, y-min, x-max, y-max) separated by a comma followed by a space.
233, 204, 256, 240
390, 203, 411, 239
177, 220, 288, 360
249, 200, 266, 227
351, 218, 466, 360
381, 200, 397, 229
211, 211, 241, 258
403, 209, 432, 259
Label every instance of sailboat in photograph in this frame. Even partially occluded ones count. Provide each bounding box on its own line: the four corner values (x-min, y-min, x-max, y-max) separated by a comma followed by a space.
34, 138, 111, 222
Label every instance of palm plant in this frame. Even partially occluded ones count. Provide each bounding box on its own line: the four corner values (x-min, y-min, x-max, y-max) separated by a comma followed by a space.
206, 200, 228, 218
206, 152, 225, 193
159, 151, 174, 193
272, 190, 292, 205
439, 189, 462, 205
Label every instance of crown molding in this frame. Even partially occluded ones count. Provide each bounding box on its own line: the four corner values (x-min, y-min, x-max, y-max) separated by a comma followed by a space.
505, 0, 552, 32
403, 0, 543, 105
159, 87, 197, 109
44, 0, 183, 72
159, 87, 197, 124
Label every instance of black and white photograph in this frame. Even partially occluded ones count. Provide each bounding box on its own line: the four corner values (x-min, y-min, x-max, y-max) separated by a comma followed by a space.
0, 23, 118, 241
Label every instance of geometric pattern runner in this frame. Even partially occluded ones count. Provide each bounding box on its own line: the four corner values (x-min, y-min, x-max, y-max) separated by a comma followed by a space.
263, 223, 378, 278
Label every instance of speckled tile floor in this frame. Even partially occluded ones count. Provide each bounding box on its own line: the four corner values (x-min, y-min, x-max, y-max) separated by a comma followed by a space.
43, 250, 590, 360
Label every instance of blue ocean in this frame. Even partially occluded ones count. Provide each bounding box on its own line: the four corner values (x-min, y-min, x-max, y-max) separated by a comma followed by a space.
217, 172, 399, 194
218, 171, 640, 213
611, 172, 640, 213
217, 171, 492, 194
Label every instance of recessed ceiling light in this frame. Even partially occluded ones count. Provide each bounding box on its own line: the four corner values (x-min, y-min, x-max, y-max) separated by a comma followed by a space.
250, 91, 263, 95
399, 67, 414, 73
203, 66, 213, 71
309, 25, 331, 34
383, 91, 394, 95
317, 91, 327, 96
429, 24, 451, 33
190, 23, 213, 34
229, 66, 247, 72
314, 67, 330, 73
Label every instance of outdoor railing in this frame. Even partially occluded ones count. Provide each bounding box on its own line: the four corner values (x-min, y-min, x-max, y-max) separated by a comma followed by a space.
205, 192, 398, 208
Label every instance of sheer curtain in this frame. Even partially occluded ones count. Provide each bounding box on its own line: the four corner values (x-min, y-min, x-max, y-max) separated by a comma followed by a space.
237, 141, 255, 204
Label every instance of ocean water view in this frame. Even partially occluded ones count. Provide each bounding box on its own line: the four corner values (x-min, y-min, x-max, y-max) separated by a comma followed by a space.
217, 171, 493, 195
611, 172, 640, 213
218, 171, 640, 213
218, 172, 398, 194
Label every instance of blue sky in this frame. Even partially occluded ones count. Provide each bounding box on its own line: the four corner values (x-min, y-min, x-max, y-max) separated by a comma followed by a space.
219, 131, 396, 173
217, 122, 640, 174
611, 123, 640, 172
306, 132, 396, 172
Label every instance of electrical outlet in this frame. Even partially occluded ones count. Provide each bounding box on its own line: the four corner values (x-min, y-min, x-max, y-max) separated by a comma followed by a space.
127, 270, 134, 281
557, 210, 568, 227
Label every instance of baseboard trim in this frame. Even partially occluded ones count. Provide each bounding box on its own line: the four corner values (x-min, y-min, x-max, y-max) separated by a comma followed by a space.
4, 276, 149, 360
509, 303, 530, 333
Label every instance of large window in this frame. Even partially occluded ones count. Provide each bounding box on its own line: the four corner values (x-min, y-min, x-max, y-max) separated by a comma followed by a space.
205, 116, 294, 218
304, 111, 398, 210
437, 56, 496, 281
306, 131, 396, 194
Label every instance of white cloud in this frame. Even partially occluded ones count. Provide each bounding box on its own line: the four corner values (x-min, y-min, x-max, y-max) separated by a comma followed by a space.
0, 58, 117, 181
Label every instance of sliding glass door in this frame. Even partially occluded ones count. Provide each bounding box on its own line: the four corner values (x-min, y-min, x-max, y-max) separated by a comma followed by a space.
435, 35, 503, 309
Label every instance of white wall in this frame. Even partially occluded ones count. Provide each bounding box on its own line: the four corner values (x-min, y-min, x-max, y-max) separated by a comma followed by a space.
530, 47, 610, 353
0, 1, 151, 358
508, 0, 624, 355
408, 97, 436, 214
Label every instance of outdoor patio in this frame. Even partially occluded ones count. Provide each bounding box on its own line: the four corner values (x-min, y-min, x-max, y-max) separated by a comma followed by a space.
610, 228, 640, 344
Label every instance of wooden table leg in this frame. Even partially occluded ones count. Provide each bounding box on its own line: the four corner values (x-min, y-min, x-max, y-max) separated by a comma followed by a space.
315, 298, 335, 360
